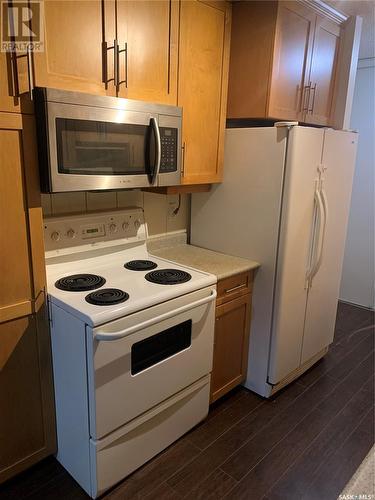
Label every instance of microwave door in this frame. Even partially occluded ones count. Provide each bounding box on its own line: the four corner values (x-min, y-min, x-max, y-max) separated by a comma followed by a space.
45, 102, 154, 192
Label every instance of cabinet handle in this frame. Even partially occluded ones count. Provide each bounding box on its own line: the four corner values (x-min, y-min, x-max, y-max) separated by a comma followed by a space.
10, 46, 34, 99
115, 41, 128, 90
102, 41, 116, 86
181, 142, 186, 177
26, 45, 34, 99
114, 39, 119, 90
309, 83, 317, 114
225, 283, 247, 294
302, 82, 311, 112
10, 51, 19, 97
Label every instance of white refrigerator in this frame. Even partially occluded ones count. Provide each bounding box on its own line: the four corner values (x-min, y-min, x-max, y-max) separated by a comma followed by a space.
191, 124, 358, 397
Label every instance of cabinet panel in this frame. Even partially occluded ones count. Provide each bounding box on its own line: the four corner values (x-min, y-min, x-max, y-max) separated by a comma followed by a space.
0, 53, 20, 113
211, 293, 251, 402
0, 128, 32, 316
33, 0, 107, 94
0, 316, 44, 475
268, 1, 315, 120
227, 1, 277, 119
117, 0, 178, 104
0, 303, 56, 482
0, 2, 35, 113
306, 17, 340, 125
178, 0, 229, 185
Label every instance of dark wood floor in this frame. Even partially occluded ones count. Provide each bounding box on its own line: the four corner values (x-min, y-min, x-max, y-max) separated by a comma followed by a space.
1, 302, 374, 500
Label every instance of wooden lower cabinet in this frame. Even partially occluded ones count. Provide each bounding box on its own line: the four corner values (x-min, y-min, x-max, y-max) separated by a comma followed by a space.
0, 299, 56, 483
211, 272, 253, 403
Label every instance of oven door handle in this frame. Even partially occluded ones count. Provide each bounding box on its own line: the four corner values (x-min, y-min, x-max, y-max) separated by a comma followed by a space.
94, 289, 217, 341
149, 117, 162, 185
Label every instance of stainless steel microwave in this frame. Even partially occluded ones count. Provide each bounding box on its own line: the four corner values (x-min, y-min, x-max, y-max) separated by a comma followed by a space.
34, 88, 182, 192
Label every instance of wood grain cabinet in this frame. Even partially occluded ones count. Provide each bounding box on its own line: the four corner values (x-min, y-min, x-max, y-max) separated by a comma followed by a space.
178, 0, 231, 185
211, 271, 253, 403
32, 0, 107, 95
227, 1, 341, 126
31, 0, 178, 104
116, 0, 179, 104
0, 112, 55, 482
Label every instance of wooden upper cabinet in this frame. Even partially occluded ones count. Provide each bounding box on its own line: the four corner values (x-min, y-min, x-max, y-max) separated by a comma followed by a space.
178, 0, 231, 185
268, 2, 315, 121
116, 0, 178, 104
227, 1, 342, 126
306, 17, 341, 125
0, 2, 35, 114
0, 118, 33, 323
32, 0, 108, 95
0, 113, 46, 323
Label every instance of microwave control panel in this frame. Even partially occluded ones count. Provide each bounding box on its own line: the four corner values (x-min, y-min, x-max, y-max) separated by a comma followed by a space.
160, 127, 178, 173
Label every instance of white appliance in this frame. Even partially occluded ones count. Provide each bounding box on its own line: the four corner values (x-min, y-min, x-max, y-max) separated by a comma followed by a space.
191, 124, 358, 398
44, 208, 216, 498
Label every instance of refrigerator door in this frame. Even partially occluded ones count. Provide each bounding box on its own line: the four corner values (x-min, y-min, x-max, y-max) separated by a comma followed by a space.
268, 126, 324, 385
301, 130, 358, 364
191, 127, 287, 396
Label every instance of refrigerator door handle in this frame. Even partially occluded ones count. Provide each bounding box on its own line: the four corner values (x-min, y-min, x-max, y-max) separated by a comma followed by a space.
308, 186, 327, 286
306, 187, 325, 285
311, 185, 328, 281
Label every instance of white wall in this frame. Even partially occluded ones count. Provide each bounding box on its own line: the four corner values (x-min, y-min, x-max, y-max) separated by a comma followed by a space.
340, 58, 375, 309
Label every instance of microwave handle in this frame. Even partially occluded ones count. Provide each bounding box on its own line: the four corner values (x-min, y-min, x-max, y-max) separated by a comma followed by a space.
150, 117, 161, 185
94, 289, 217, 341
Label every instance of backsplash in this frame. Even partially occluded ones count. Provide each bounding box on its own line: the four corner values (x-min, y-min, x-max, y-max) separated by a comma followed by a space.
41, 191, 190, 237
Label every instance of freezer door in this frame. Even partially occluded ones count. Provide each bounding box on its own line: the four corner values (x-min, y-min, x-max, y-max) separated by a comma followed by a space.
301, 130, 358, 364
191, 127, 288, 395
268, 126, 325, 385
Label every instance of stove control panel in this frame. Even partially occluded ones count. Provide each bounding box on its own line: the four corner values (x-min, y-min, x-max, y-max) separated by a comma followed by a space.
44, 209, 147, 253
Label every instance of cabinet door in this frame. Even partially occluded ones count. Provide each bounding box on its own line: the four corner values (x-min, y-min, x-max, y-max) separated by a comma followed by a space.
116, 0, 178, 104
178, 0, 231, 185
0, 304, 56, 482
211, 294, 251, 403
32, 0, 107, 95
306, 17, 341, 126
268, 1, 315, 121
0, 122, 33, 323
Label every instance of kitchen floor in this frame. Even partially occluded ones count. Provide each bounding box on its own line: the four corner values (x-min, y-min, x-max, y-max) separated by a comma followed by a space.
1, 302, 373, 500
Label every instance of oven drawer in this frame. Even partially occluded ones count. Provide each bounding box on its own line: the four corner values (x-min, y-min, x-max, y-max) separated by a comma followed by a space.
86, 286, 216, 439
89, 376, 210, 498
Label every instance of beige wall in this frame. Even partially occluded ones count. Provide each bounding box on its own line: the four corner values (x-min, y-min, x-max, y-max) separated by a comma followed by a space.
41, 191, 190, 237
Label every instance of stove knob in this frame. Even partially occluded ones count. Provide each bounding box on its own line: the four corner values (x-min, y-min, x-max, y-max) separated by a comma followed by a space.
51, 231, 60, 241
109, 223, 118, 233
67, 229, 76, 239
122, 221, 129, 231
134, 219, 141, 231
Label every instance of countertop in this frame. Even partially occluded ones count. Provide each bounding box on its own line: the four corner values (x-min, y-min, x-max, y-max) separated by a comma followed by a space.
150, 243, 259, 281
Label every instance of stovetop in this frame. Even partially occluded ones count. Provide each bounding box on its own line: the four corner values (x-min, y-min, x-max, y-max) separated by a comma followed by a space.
44, 209, 216, 327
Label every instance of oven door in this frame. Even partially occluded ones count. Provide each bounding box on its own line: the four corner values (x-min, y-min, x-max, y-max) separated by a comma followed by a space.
46, 102, 161, 192
86, 286, 216, 440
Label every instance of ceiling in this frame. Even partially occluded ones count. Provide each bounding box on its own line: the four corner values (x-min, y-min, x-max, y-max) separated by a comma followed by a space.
325, 0, 375, 59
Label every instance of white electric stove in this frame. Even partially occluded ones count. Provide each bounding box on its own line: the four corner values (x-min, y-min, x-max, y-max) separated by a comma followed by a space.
44, 208, 217, 498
